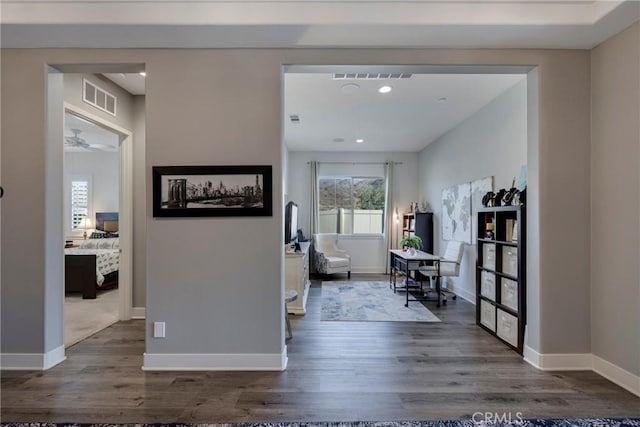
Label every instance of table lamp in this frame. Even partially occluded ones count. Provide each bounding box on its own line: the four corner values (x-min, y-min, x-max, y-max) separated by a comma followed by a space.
78, 217, 92, 240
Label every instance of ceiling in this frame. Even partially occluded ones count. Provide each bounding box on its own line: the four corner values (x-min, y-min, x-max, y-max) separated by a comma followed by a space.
284, 72, 526, 152
64, 112, 119, 153
103, 73, 146, 95
25, 1, 634, 153
1, 1, 638, 49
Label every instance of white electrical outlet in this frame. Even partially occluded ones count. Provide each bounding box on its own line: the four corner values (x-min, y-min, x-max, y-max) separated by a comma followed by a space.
153, 321, 166, 338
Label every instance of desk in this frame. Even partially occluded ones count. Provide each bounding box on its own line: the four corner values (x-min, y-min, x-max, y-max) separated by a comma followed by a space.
389, 249, 443, 307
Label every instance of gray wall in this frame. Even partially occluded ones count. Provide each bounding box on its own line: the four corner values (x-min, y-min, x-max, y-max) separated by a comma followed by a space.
417, 79, 527, 302
44, 70, 65, 354
287, 151, 419, 273
64, 74, 135, 130
1, 47, 592, 363
525, 68, 541, 351
590, 22, 640, 375
536, 51, 591, 355
144, 51, 283, 355
132, 95, 147, 309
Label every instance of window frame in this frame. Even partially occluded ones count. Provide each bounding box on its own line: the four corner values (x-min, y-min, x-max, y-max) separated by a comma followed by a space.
318, 174, 386, 237
69, 174, 93, 236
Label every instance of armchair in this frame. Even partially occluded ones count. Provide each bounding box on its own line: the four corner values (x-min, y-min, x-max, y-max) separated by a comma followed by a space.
313, 233, 351, 279
417, 240, 464, 306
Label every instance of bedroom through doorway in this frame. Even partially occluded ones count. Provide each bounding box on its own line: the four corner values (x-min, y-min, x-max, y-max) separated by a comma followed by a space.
63, 108, 124, 347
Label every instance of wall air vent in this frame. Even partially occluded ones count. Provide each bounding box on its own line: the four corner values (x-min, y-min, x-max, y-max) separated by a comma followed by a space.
289, 114, 300, 123
83, 79, 117, 116
333, 73, 412, 80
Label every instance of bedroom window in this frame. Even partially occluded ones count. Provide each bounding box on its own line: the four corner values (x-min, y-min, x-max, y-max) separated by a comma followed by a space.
71, 177, 91, 230
318, 176, 385, 235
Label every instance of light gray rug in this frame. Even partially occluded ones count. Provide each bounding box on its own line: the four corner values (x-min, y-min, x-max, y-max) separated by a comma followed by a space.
321, 281, 440, 322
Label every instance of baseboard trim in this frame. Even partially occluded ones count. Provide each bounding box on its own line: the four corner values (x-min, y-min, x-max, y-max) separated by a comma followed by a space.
592, 354, 640, 397
523, 345, 542, 369
523, 347, 639, 398
1, 345, 66, 370
446, 283, 475, 304
142, 348, 288, 371
131, 307, 146, 319
523, 346, 591, 371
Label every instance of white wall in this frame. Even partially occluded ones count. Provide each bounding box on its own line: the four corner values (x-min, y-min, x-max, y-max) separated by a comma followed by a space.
287, 151, 419, 273
64, 151, 119, 237
418, 79, 527, 302
591, 22, 640, 377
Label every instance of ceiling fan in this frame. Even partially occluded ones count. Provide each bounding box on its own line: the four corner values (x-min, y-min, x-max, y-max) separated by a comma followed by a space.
64, 129, 116, 151
65, 129, 95, 150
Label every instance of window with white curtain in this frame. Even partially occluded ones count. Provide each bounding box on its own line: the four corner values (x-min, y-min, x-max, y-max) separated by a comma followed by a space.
317, 163, 386, 235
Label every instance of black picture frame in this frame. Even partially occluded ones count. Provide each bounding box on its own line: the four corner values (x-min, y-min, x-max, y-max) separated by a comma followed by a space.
152, 165, 272, 217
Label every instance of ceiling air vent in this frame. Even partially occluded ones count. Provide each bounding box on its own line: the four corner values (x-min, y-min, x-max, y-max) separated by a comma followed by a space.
289, 114, 300, 124
83, 78, 117, 116
333, 73, 412, 80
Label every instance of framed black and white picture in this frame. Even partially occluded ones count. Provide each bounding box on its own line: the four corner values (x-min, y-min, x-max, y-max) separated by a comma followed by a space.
152, 165, 272, 217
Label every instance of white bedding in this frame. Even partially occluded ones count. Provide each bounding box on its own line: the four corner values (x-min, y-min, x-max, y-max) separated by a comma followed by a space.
65, 238, 120, 286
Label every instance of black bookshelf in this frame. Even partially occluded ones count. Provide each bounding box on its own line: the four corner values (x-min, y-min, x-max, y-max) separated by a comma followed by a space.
475, 205, 526, 355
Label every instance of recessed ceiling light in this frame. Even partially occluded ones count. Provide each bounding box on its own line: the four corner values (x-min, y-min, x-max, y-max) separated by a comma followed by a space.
356, 139, 364, 143
378, 85, 392, 94
333, 137, 345, 143
438, 97, 448, 102
139, 71, 147, 77
341, 83, 360, 94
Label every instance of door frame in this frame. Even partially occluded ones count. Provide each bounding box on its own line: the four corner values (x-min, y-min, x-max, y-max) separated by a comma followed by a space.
63, 102, 133, 321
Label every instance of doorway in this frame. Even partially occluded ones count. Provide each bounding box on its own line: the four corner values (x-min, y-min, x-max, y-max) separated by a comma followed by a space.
281, 64, 536, 342
62, 106, 131, 347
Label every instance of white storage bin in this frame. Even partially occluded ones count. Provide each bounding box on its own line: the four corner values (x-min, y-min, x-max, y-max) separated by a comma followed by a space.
496, 308, 518, 347
483, 243, 496, 270
480, 271, 496, 301
480, 300, 496, 331
502, 246, 518, 277
501, 278, 518, 312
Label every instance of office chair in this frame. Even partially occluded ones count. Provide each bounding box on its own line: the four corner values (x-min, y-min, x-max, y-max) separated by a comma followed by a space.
417, 240, 464, 305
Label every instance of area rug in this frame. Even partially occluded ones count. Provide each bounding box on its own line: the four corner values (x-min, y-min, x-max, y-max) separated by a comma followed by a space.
321, 280, 440, 322
2, 419, 640, 427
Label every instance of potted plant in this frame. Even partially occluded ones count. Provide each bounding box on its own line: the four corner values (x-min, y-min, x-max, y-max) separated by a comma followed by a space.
399, 235, 423, 256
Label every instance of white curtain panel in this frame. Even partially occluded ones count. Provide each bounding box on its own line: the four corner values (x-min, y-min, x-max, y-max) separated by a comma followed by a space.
384, 161, 394, 274
309, 160, 320, 236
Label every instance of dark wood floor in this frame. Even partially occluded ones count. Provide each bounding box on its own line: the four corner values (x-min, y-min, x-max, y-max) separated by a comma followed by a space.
2, 274, 639, 423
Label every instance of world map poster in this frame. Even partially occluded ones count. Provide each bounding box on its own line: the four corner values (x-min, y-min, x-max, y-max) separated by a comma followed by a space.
442, 182, 472, 244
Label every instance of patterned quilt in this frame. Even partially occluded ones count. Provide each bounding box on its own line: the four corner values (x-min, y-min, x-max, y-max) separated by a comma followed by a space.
64, 248, 120, 286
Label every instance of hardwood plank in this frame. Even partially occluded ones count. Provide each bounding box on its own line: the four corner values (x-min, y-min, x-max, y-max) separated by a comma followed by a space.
1, 273, 638, 422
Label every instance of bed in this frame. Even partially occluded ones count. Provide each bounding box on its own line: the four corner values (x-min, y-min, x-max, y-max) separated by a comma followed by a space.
65, 212, 119, 299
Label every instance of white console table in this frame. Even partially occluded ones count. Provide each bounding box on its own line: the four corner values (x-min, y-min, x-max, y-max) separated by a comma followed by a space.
285, 241, 310, 315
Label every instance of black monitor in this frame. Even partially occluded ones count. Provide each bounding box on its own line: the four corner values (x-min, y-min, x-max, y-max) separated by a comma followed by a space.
284, 201, 298, 244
